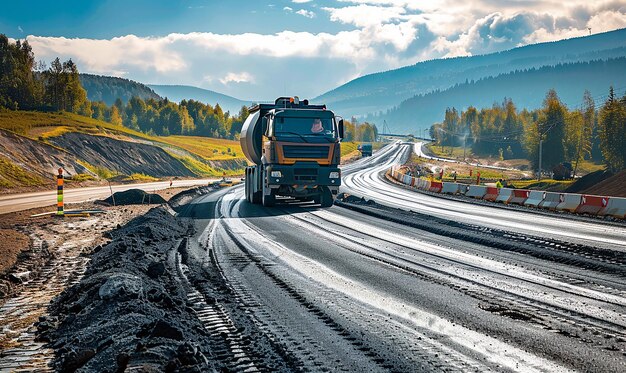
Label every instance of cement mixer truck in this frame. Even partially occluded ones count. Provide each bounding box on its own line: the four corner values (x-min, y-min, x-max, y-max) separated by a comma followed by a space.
240, 97, 344, 207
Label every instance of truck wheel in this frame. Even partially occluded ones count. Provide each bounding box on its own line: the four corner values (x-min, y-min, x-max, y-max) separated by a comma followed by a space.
245, 174, 251, 202
320, 187, 334, 208
252, 191, 262, 204
262, 183, 275, 207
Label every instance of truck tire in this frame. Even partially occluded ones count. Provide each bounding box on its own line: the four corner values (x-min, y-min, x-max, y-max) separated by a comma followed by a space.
262, 183, 275, 207
319, 187, 334, 208
252, 191, 262, 204
245, 173, 251, 202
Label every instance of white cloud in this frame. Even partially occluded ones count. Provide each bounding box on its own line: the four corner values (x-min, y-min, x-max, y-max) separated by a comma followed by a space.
323, 4, 406, 27
292, 0, 312, 3
296, 9, 316, 18
219, 72, 255, 85
587, 10, 626, 34
22, 1, 626, 99
27, 34, 187, 74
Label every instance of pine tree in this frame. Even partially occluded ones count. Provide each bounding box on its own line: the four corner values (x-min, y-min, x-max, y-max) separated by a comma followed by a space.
598, 87, 626, 171
538, 89, 566, 170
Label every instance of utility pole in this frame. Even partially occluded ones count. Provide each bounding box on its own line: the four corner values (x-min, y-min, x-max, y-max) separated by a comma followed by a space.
538, 135, 543, 181
462, 135, 467, 162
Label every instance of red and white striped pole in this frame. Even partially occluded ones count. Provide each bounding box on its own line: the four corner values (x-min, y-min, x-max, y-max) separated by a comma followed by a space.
56, 168, 64, 216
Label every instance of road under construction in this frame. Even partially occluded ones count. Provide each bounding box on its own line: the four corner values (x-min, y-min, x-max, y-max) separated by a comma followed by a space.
1, 143, 624, 372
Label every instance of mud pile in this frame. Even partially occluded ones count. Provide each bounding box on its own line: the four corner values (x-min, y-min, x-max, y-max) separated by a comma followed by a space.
101, 189, 166, 206
40, 206, 216, 372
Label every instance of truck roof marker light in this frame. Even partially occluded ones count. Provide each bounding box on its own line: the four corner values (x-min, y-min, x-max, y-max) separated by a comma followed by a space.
289, 97, 294, 103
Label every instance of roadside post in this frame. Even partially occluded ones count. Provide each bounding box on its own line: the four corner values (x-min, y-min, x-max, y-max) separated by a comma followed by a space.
56, 168, 64, 216
476, 171, 481, 185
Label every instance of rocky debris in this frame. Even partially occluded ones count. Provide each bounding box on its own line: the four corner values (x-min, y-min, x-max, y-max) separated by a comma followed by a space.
167, 186, 215, 211
101, 189, 166, 206
50, 132, 196, 177
40, 205, 217, 372
336, 193, 374, 205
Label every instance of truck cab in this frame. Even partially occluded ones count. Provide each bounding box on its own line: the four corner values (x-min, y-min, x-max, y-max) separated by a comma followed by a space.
241, 97, 344, 207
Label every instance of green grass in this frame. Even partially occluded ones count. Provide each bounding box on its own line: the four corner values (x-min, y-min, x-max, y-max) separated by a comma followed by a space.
340, 142, 359, 157
427, 143, 472, 159
172, 155, 243, 177
127, 173, 159, 182
575, 160, 605, 175
0, 110, 246, 163
77, 160, 118, 180
66, 173, 97, 183
508, 179, 574, 192
0, 156, 44, 187
340, 141, 385, 159
0, 110, 155, 141
159, 135, 244, 161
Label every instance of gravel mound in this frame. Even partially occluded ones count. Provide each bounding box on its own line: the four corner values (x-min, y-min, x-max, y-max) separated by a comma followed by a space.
39, 206, 216, 372
102, 189, 166, 206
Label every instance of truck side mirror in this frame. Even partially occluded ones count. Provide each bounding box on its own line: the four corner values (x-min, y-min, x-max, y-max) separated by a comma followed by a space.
261, 117, 268, 136
338, 119, 344, 139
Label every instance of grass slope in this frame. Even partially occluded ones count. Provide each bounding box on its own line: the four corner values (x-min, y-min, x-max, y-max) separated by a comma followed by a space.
0, 110, 248, 185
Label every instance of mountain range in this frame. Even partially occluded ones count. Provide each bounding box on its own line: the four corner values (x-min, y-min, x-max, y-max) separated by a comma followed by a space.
314, 28, 626, 124
147, 85, 251, 115
79, 28, 626, 134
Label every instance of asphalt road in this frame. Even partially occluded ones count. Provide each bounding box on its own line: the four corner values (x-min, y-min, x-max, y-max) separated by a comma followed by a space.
0, 178, 218, 214
176, 143, 626, 371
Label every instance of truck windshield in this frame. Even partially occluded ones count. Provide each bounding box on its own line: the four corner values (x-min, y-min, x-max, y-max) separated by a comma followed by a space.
273, 117, 335, 139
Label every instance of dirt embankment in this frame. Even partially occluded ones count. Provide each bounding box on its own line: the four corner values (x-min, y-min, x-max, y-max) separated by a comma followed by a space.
50, 133, 195, 178
0, 129, 92, 188
580, 170, 626, 197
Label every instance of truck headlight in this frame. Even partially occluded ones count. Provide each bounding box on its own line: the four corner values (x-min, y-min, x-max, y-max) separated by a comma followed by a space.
329, 171, 340, 179
271, 171, 282, 178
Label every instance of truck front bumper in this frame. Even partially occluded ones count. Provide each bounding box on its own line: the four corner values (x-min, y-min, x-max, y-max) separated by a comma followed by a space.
265, 164, 341, 187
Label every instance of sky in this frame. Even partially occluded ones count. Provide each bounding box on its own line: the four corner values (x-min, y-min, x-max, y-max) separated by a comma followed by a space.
2, 0, 626, 100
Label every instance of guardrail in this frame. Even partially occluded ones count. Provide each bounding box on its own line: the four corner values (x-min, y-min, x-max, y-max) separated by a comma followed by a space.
388, 166, 626, 219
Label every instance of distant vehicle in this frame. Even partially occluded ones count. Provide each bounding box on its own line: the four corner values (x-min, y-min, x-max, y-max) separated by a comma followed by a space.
358, 143, 373, 157
240, 97, 344, 207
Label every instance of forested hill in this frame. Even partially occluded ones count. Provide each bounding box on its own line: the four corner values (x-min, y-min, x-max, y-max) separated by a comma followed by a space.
374, 57, 626, 134
316, 28, 626, 118
79, 74, 162, 105
148, 85, 250, 114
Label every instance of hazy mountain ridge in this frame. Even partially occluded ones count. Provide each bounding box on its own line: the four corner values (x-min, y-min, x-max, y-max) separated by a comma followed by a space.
79, 74, 162, 106
373, 57, 626, 134
148, 85, 250, 114
316, 28, 626, 118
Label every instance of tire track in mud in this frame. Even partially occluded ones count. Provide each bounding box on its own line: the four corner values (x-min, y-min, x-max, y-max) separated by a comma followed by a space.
0, 223, 101, 372
213, 192, 526, 372
285, 206, 626, 357
336, 200, 626, 282
174, 238, 263, 372
217, 222, 492, 372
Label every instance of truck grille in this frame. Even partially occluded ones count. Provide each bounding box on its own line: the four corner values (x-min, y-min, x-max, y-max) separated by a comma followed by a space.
294, 168, 318, 182
283, 145, 329, 159
294, 168, 318, 175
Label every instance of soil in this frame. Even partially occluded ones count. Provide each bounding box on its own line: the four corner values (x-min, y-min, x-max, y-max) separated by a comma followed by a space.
0, 184, 210, 371
101, 189, 167, 206
579, 170, 626, 197
38, 205, 213, 372
0, 229, 29, 274
405, 153, 531, 182
50, 133, 195, 178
